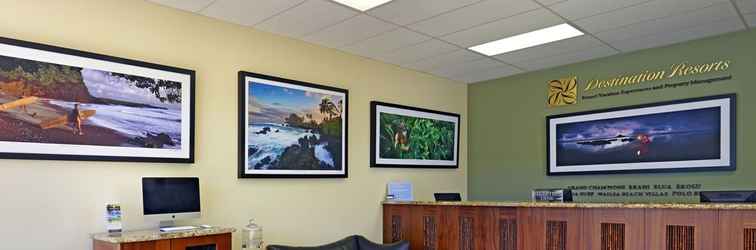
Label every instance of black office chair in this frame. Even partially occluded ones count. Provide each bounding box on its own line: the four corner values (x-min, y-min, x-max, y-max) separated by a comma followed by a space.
266, 235, 409, 250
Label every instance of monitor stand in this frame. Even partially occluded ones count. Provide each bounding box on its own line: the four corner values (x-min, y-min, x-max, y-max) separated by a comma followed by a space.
159, 220, 176, 229
159, 220, 198, 232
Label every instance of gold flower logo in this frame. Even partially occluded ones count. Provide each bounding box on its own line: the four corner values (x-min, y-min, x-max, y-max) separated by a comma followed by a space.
548, 77, 577, 107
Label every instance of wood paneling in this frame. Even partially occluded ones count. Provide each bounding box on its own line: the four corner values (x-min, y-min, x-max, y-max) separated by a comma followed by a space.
601, 223, 624, 250
719, 210, 756, 250
460, 215, 474, 250
95, 233, 229, 250
666, 225, 694, 250
745, 228, 756, 250
171, 234, 230, 250
123, 240, 170, 250
496, 208, 518, 250
583, 208, 645, 250
383, 204, 411, 244
545, 221, 567, 250
646, 209, 716, 250
443, 206, 497, 250
423, 215, 437, 250
382, 204, 755, 250
94, 240, 171, 250
521, 208, 581, 250
408, 205, 441, 250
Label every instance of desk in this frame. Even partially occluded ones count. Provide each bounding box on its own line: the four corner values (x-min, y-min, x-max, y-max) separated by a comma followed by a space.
383, 201, 756, 250
93, 227, 235, 250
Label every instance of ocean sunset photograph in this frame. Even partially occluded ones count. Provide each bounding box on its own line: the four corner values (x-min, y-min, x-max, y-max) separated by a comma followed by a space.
240, 72, 347, 177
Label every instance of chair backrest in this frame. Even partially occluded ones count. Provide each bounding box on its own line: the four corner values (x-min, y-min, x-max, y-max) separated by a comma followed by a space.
266, 236, 358, 250
265, 236, 409, 250
356, 235, 409, 250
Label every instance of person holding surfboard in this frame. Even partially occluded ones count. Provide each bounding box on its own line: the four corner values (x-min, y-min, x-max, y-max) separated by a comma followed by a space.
18, 90, 36, 117
70, 103, 84, 136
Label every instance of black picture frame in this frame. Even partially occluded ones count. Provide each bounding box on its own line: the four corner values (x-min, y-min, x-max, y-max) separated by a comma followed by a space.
370, 101, 460, 169
546, 94, 736, 175
0, 36, 195, 163
238, 71, 348, 178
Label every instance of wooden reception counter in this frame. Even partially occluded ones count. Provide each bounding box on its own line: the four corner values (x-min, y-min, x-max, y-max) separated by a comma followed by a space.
382, 201, 756, 250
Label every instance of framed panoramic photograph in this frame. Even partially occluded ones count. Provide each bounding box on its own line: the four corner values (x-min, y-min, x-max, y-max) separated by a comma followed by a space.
0, 37, 194, 163
371, 101, 460, 168
238, 71, 347, 178
547, 94, 735, 175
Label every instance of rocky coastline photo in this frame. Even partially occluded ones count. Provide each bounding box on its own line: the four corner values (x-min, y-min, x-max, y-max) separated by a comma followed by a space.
239, 72, 347, 178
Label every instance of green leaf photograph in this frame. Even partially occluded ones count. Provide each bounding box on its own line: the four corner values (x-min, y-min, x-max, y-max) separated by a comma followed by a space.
371, 101, 459, 168
379, 113, 455, 160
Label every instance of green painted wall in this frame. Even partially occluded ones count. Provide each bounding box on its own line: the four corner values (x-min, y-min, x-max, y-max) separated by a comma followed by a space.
468, 29, 756, 202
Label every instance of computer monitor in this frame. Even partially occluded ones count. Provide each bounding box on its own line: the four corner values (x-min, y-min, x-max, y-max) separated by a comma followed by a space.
142, 177, 201, 228
434, 193, 462, 202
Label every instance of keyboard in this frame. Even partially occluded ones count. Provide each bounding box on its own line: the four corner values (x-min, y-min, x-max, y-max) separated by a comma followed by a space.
160, 226, 198, 232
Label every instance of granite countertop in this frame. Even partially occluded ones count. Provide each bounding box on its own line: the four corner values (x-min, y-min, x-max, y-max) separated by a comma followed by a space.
92, 227, 236, 244
383, 200, 756, 210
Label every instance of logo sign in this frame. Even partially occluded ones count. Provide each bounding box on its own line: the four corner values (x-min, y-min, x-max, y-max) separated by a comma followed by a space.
548, 77, 577, 107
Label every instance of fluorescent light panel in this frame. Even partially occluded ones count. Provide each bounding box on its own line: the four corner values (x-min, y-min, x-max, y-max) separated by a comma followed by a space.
331, 0, 394, 11
469, 23, 584, 56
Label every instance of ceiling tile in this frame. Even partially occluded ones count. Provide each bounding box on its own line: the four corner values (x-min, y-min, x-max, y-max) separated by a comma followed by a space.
513, 45, 618, 71
430, 57, 505, 78
375, 39, 459, 65
408, 0, 540, 37
550, 0, 652, 21
147, 0, 214, 12
200, 0, 305, 26
441, 8, 563, 47
255, 0, 358, 39
746, 13, 756, 27
595, 3, 738, 43
367, 0, 481, 25
609, 17, 744, 52
404, 49, 485, 72
301, 15, 397, 48
341, 28, 430, 58
736, 0, 756, 14
575, 0, 730, 33
494, 36, 605, 63
534, 0, 568, 6
452, 65, 523, 83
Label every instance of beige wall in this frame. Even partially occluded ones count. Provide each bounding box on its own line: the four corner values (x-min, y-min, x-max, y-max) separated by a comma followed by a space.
0, 1, 468, 249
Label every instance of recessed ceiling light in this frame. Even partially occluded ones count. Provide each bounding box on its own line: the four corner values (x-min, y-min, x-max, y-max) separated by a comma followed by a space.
331, 0, 394, 11
469, 23, 584, 56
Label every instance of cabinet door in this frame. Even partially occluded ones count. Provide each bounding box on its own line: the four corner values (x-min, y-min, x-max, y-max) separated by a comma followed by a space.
645, 209, 716, 250
443, 206, 497, 250
495, 208, 518, 250
409, 205, 442, 250
171, 234, 231, 250
122, 240, 171, 250
383, 204, 411, 244
519, 208, 581, 250
719, 210, 756, 250
582, 208, 645, 250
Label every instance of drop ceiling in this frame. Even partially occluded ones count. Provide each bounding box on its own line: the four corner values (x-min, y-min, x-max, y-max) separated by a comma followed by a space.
148, 0, 754, 84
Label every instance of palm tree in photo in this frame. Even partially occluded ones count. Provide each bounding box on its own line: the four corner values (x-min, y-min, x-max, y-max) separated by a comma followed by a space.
320, 97, 340, 120
336, 100, 343, 117
319, 98, 332, 120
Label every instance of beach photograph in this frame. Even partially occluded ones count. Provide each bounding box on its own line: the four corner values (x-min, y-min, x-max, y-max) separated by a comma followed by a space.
0, 54, 184, 150
244, 79, 345, 173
